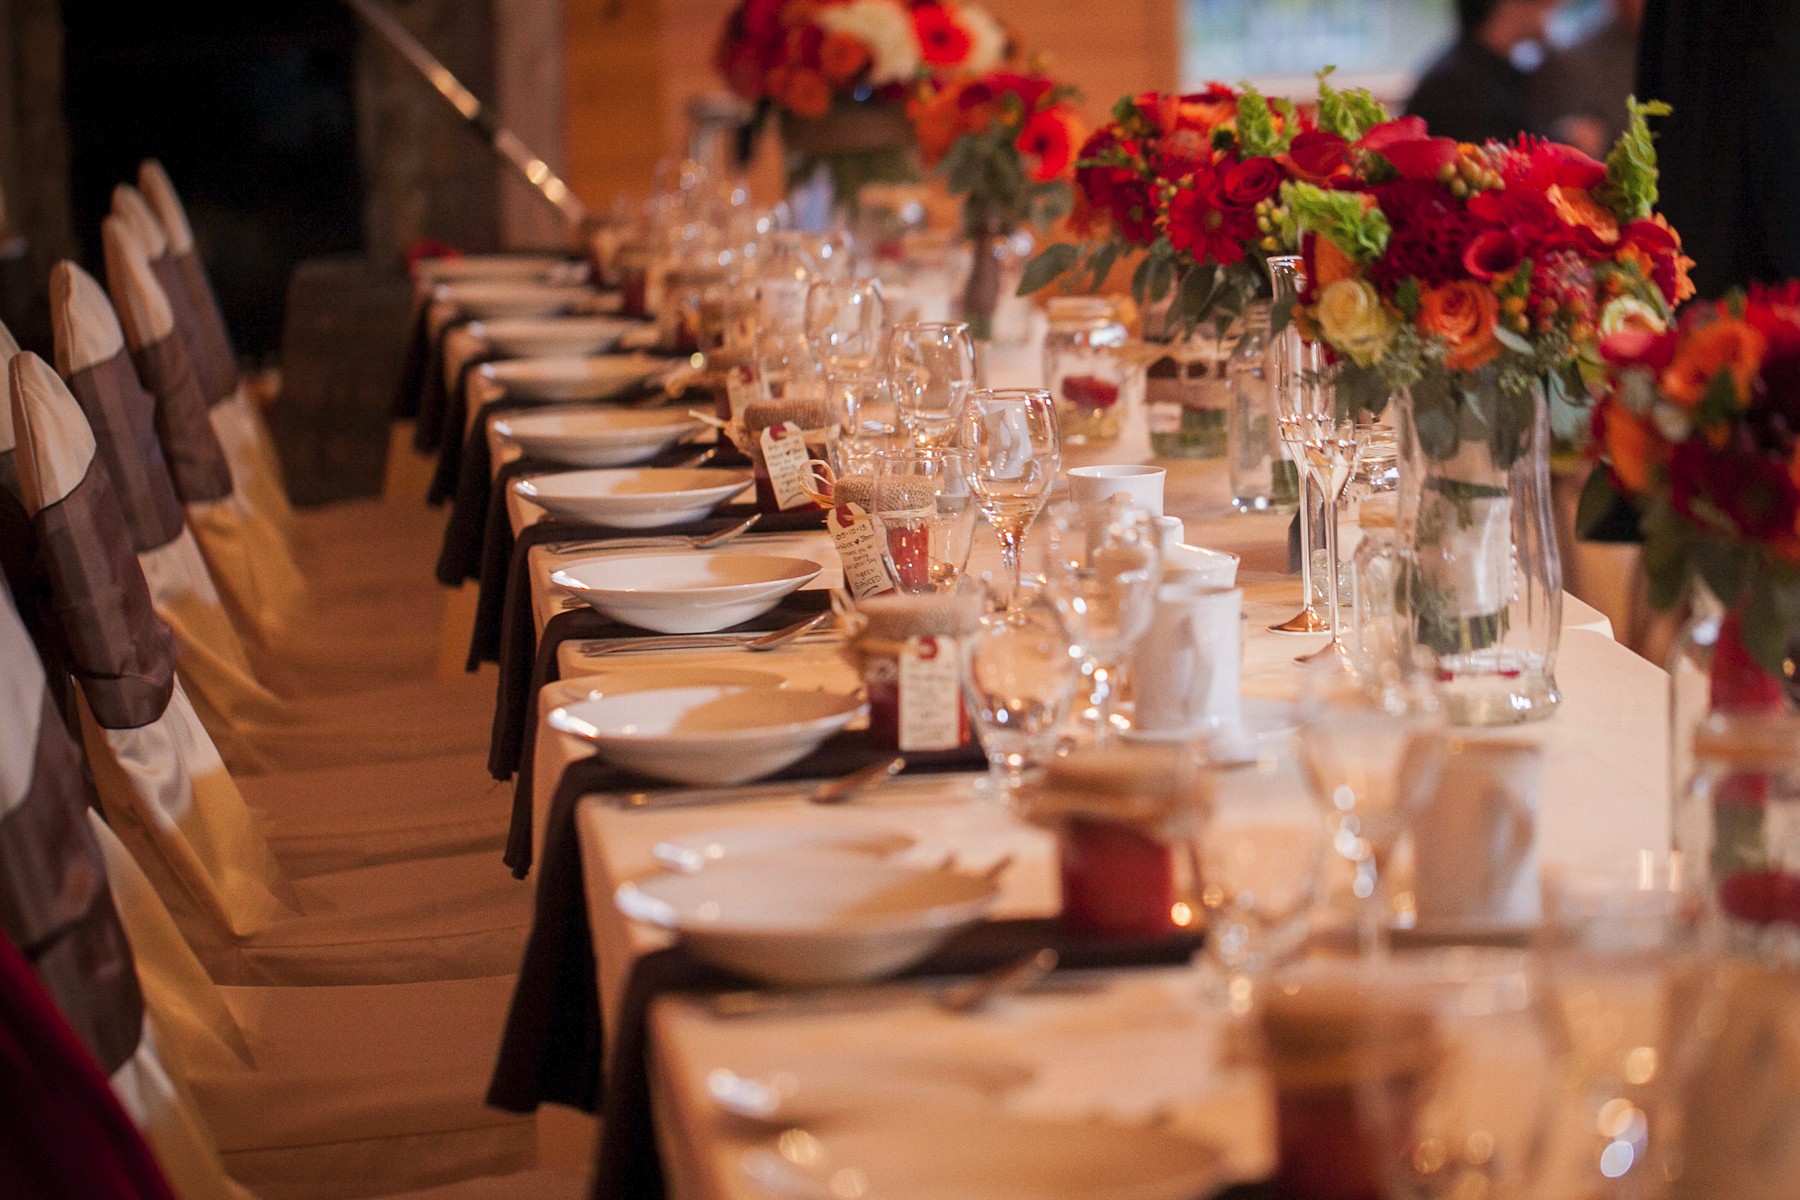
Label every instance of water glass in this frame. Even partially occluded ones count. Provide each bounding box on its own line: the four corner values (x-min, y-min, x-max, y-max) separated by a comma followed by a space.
889, 321, 976, 447
963, 387, 1060, 610
961, 592, 1083, 802
869, 447, 976, 594
805, 278, 887, 373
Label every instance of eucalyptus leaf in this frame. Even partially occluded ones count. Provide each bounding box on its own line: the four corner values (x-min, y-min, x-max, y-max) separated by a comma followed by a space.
1493, 325, 1535, 356
1740, 576, 1789, 674
1018, 242, 1079, 296
1574, 467, 1621, 539
1086, 242, 1120, 292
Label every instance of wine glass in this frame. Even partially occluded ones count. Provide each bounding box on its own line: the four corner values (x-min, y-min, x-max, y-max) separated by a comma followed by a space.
1041, 498, 1162, 747
827, 371, 906, 478
805, 278, 887, 373
962, 387, 1060, 611
961, 587, 1083, 802
753, 326, 823, 405
869, 447, 976, 594
1269, 375, 1328, 637
1290, 416, 1361, 669
1297, 652, 1446, 956
889, 321, 976, 447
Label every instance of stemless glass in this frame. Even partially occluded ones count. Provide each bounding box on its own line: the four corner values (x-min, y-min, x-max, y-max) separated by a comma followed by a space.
869, 447, 977, 594
1297, 653, 1447, 956
961, 589, 1083, 802
1041, 498, 1162, 747
805, 278, 887, 373
890, 321, 977, 446
963, 387, 1061, 611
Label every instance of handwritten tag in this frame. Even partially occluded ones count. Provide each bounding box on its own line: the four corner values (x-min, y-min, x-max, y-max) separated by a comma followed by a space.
726, 366, 760, 422
759, 421, 812, 511
898, 634, 963, 751
827, 503, 895, 599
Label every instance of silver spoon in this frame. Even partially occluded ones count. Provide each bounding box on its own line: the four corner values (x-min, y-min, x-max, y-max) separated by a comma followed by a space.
808, 756, 905, 805
577, 609, 830, 656
549, 512, 760, 559
937, 947, 1059, 1014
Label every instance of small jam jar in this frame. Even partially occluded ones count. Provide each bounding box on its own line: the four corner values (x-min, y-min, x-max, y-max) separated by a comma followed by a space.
842, 592, 979, 751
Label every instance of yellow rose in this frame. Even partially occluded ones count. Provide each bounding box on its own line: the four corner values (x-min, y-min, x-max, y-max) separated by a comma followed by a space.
1315, 278, 1395, 367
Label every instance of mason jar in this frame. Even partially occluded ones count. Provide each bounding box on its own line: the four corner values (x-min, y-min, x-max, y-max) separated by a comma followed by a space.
1146, 321, 1238, 460
1043, 296, 1131, 446
1226, 302, 1297, 512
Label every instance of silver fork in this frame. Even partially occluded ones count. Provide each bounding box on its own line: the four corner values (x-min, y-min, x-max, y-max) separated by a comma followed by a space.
548, 512, 760, 559
576, 610, 831, 656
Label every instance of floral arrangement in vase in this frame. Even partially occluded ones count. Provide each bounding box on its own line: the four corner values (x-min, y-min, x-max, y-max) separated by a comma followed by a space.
1587, 284, 1800, 684
908, 66, 1080, 338
716, 0, 1008, 206
1017, 72, 1378, 334
1282, 98, 1688, 723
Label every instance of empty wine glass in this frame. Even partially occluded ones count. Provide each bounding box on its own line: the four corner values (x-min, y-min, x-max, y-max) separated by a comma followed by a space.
1290, 417, 1361, 669
1041, 498, 1162, 747
827, 371, 906, 477
805, 278, 887, 373
754, 326, 823, 405
961, 588, 1083, 802
1297, 652, 1447, 956
963, 387, 1060, 611
1268, 351, 1328, 637
890, 321, 977, 446
869, 447, 976, 594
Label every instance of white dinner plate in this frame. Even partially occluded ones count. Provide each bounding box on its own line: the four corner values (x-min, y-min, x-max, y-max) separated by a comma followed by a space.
494, 408, 702, 468
473, 314, 639, 358
551, 551, 820, 632
707, 1051, 1032, 1127
740, 1111, 1225, 1200
551, 686, 862, 786
515, 467, 750, 528
654, 824, 916, 874
432, 280, 593, 318
479, 352, 668, 401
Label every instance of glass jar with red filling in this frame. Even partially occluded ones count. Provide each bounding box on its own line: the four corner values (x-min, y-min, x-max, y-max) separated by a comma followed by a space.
842, 591, 980, 751
742, 395, 838, 515
1043, 296, 1132, 447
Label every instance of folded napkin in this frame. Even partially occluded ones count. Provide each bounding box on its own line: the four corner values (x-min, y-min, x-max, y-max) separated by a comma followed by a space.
424, 352, 511, 504
409, 313, 478, 452
572, 921, 1207, 1200
491, 587, 838, 856
390, 296, 434, 421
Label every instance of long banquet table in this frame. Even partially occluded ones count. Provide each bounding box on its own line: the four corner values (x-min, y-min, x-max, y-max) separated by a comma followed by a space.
485, 326, 1668, 1200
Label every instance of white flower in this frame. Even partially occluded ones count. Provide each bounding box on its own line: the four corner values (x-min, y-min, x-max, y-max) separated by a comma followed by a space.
955, 3, 1008, 73
815, 0, 920, 86
1599, 295, 1667, 337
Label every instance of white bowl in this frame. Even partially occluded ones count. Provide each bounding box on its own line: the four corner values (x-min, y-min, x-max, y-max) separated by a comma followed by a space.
432, 280, 592, 318
474, 315, 637, 358
549, 685, 863, 786
616, 851, 998, 985
515, 467, 750, 528
416, 254, 580, 283
495, 408, 702, 467
1161, 542, 1241, 588
551, 551, 821, 633
479, 352, 666, 401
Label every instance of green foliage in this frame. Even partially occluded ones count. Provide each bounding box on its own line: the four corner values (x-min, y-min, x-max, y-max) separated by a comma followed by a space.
1234, 85, 1287, 158
1313, 66, 1388, 142
1597, 97, 1672, 222
1575, 465, 1623, 538
1282, 182, 1390, 263
1017, 242, 1079, 295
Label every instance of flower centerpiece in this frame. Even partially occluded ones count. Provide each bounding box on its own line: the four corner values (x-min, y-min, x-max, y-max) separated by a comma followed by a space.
1283, 98, 1689, 724
907, 66, 1080, 338
716, 0, 1007, 209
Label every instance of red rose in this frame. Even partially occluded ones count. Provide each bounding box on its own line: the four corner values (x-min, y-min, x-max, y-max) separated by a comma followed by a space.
1669, 440, 1798, 542
1355, 116, 1429, 154
1219, 156, 1283, 208
1527, 140, 1607, 191
1282, 130, 1350, 185
1462, 228, 1522, 281
1356, 117, 1460, 181
1600, 327, 1678, 370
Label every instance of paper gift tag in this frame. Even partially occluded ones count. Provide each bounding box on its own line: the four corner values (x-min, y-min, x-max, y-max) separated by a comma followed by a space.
726, 365, 760, 422
899, 634, 962, 751
760, 421, 813, 511
827, 503, 896, 600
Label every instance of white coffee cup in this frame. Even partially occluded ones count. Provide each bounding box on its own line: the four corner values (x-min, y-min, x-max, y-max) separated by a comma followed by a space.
1067, 464, 1165, 517
1128, 582, 1242, 736
1410, 739, 1542, 933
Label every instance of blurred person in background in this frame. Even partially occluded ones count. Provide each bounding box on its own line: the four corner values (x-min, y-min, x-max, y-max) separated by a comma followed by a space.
1534, 0, 1645, 157
1406, 0, 1562, 143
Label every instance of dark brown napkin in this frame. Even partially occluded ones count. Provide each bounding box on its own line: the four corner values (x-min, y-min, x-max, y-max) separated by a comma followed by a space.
575, 920, 1207, 1199
409, 314, 477, 452
424, 353, 509, 504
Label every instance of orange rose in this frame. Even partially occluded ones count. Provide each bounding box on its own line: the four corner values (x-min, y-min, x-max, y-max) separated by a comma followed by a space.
1601, 406, 1659, 494
1311, 236, 1356, 289
781, 67, 831, 119
1418, 281, 1502, 371
1659, 317, 1766, 409
819, 31, 869, 85
1546, 185, 1620, 246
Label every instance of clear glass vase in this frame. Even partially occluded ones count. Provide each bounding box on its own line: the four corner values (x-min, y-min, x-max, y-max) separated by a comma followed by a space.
1393, 368, 1562, 725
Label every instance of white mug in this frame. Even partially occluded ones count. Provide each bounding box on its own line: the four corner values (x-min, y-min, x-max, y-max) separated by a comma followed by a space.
1067, 464, 1165, 517
1410, 739, 1542, 932
1129, 583, 1242, 735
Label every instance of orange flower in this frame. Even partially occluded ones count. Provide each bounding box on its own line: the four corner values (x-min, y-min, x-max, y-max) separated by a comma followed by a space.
1311, 236, 1356, 289
1546, 185, 1620, 246
907, 87, 963, 166
818, 31, 869, 84
1659, 317, 1766, 409
780, 67, 831, 118
1601, 406, 1660, 494
1418, 280, 1502, 371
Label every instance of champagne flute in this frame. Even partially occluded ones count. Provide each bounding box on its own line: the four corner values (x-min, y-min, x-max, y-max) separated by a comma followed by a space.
1041, 498, 1162, 747
805, 278, 887, 373
889, 321, 976, 447
1290, 416, 1361, 669
869, 447, 976, 594
963, 387, 1060, 612
1269, 359, 1328, 636
1297, 653, 1446, 957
